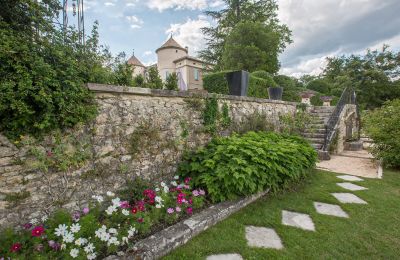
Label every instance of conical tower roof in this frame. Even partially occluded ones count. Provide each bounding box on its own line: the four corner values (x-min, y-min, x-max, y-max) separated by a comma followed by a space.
156, 36, 188, 53
127, 54, 145, 67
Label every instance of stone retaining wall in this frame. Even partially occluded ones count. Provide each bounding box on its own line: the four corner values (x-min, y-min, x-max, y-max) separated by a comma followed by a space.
0, 84, 297, 228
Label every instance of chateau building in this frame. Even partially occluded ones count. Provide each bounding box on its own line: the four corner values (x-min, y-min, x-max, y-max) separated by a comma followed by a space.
128, 36, 208, 90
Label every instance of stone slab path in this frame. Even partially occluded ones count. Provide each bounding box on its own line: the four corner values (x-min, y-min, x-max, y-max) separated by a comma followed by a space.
207, 254, 243, 260
331, 193, 368, 204
245, 226, 284, 249
282, 210, 315, 231
314, 202, 349, 218
337, 175, 364, 182
317, 150, 379, 178
337, 182, 368, 191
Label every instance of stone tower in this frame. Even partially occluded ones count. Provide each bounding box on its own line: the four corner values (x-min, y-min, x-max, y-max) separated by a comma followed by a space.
156, 36, 188, 81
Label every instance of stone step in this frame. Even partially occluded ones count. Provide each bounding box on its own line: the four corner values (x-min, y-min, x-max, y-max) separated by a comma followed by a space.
303, 133, 325, 138
311, 143, 323, 150
305, 138, 325, 144
303, 129, 326, 134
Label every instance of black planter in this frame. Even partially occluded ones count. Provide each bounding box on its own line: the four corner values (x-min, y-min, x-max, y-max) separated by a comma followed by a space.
268, 87, 283, 100
226, 70, 249, 96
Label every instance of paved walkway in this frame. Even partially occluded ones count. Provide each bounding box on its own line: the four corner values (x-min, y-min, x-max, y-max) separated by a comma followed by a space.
317, 150, 381, 178
206, 174, 370, 259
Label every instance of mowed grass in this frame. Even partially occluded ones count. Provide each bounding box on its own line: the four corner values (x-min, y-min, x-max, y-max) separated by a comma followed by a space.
164, 170, 400, 260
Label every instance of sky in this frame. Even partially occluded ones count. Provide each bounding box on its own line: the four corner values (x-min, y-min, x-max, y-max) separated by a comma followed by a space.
65, 0, 400, 77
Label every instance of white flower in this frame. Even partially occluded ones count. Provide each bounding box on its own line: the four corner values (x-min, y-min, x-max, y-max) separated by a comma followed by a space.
84, 243, 95, 254
92, 195, 104, 203
70, 248, 79, 258
128, 226, 137, 238
75, 237, 87, 246
160, 181, 166, 187
174, 175, 179, 180
55, 224, 68, 237
95, 225, 110, 242
122, 236, 129, 245
63, 231, 75, 243
87, 253, 97, 260
107, 236, 120, 246
163, 186, 169, 193
171, 181, 178, 186
122, 209, 130, 216
111, 197, 121, 207
30, 218, 38, 225
105, 205, 118, 215
155, 204, 162, 209
71, 223, 81, 233
155, 187, 160, 192
108, 228, 118, 234
155, 196, 163, 203
61, 243, 67, 250
106, 191, 115, 197
41, 215, 48, 222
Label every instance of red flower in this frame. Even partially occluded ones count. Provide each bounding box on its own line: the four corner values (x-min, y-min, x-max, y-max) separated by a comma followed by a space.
10, 243, 22, 252
186, 207, 193, 214
184, 177, 191, 184
137, 218, 144, 223
32, 226, 45, 237
131, 207, 138, 214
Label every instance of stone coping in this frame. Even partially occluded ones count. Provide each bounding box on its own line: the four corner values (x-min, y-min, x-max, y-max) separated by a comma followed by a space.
104, 190, 269, 260
87, 83, 298, 106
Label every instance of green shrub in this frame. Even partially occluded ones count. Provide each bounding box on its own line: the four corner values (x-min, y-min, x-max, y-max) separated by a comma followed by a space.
164, 72, 178, 90
364, 99, 400, 168
311, 93, 323, 106
178, 132, 317, 202
251, 70, 272, 80
203, 71, 230, 94
230, 111, 275, 134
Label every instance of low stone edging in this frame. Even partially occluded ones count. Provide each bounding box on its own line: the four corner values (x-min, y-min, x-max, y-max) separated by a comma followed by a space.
105, 190, 269, 260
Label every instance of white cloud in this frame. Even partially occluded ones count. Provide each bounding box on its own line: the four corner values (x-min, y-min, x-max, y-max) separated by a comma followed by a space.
126, 15, 144, 29
104, 2, 115, 7
125, 0, 139, 7
165, 16, 211, 55
147, 0, 208, 12
143, 51, 153, 56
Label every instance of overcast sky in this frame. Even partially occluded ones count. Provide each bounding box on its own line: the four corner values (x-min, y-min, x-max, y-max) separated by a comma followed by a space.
68, 0, 400, 77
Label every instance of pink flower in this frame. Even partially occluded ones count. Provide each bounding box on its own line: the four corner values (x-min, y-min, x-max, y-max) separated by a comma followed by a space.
120, 201, 130, 209
199, 189, 206, 196
167, 208, 175, 214
131, 207, 138, 214
72, 211, 81, 221
184, 185, 190, 190
31, 226, 45, 237
184, 177, 191, 184
10, 243, 22, 252
192, 190, 200, 197
137, 218, 144, 223
23, 223, 33, 230
48, 240, 61, 251
186, 207, 193, 214
188, 198, 193, 205
175, 207, 181, 212
83, 207, 90, 215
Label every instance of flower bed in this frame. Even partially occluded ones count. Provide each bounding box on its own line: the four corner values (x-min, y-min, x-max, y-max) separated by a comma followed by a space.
0, 177, 206, 259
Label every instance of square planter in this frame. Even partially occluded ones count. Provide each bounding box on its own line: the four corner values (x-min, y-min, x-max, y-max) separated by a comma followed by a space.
226, 70, 249, 96
268, 87, 283, 100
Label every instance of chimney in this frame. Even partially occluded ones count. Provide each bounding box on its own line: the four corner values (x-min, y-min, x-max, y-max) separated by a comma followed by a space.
185, 46, 189, 53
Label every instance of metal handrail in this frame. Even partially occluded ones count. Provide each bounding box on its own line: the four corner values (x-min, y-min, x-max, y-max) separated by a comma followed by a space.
322, 87, 356, 151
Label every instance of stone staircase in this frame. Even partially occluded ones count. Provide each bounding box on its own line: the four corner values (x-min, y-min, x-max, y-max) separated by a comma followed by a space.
302, 106, 335, 151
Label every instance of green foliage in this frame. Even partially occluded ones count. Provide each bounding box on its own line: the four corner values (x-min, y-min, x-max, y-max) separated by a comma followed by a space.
273, 75, 297, 89
178, 131, 317, 202
203, 96, 220, 133
221, 103, 232, 127
279, 111, 314, 135
111, 52, 135, 86
164, 72, 179, 90
183, 97, 204, 111
200, 0, 292, 71
230, 111, 275, 134
146, 67, 163, 89
307, 79, 331, 94
116, 178, 152, 204
4, 191, 30, 208
222, 21, 281, 73
364, 99, 400, 168
251, 71, 272, 80
311, 93, 323, 106
133, 74, 145, 87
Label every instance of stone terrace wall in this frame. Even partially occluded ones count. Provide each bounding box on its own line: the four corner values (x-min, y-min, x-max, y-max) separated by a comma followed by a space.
0, 84, 297, 228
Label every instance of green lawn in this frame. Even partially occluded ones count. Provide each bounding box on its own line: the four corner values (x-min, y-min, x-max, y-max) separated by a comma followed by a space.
164, 170, 400, 259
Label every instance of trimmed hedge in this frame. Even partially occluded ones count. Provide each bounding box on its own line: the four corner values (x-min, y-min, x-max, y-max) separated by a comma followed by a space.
203, 71, 277, 99
178, 131, 318, 202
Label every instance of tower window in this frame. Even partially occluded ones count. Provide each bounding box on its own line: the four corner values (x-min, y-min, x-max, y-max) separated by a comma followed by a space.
194, 69, 199, 81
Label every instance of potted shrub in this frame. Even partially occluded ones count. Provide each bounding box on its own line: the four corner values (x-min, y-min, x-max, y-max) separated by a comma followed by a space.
226, 70, 249, 96
268, 86, 283, 100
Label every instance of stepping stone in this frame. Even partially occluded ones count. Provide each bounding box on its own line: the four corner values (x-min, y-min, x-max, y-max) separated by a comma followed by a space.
207, 254, 243, 260
245, 226, 283, 249
282, 210, 315, 231
331, 193, 367, 204
314, 202, 349, 218
337, 182, 368, 191
337, 175, 364, 182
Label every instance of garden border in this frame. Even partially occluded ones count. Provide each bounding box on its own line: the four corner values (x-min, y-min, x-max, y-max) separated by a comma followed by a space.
104, 190, 269, 260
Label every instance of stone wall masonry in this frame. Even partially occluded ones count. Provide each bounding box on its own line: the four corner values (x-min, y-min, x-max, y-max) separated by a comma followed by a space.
0, 84, 297, 228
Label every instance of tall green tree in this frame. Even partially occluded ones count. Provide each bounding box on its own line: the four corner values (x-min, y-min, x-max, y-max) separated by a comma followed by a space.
221, 21, 281, 73
200, 0, 291, 71
146, 67, 163, 89
164, 73, 178, 90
